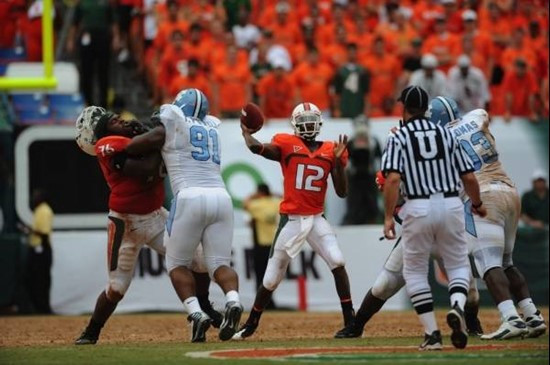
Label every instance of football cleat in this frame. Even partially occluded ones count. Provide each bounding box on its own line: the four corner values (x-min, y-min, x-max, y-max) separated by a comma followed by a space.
74, 327, 100, 345
465, 314, 484, 336
219, 301, 243, 341
203, 307, 224, 329
525, 311, 547, 338
480, 316, 528, 340
334, 322, 363, 339
447, 303, 468, 349
419, 330, 443, 351
232, 322, 258, 340
187, 311, 211, 343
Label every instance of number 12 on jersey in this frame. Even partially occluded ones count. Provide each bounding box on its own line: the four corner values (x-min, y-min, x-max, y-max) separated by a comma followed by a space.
295, 164, 324, 191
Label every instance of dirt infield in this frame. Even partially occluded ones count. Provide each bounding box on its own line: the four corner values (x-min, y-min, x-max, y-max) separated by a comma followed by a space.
0, 308, 548, 348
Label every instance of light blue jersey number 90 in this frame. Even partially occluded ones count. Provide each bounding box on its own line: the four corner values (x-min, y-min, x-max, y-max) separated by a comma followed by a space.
189, 125, 221, 165
459, 131, 498, 171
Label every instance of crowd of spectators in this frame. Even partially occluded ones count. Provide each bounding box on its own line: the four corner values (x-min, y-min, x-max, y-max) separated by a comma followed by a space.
0, 0, 548, 120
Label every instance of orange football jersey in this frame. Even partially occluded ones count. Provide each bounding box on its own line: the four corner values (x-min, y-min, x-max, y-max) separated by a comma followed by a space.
95, 136, 164, 215
271, 133, 348, 215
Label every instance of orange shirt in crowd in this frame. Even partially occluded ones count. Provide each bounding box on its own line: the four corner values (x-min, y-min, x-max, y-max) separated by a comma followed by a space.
267, 21, 302, 49
321, 43, 348, 69
157, 45, 189, 91
209, 47, 248, 69
183, 40, 212, 69
376, 24, 418, 56
501, 70, 539, 116
295, 0, 332, 25
501, 46, 538, 71
168, 73, 211, 100
256, 5, 298, 29
153, 20, 189, 53
213, 62, 251, 112
412, 1, 443, 35
292, 61, 333, 110
256, 72, 294, 118
422, 33, 460, 72
361, 54, 401, 109
316, 20, 356, 46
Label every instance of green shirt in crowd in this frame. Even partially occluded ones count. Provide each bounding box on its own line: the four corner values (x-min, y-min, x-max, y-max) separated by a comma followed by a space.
333, 63, 370, 118
522, 189, 549, 224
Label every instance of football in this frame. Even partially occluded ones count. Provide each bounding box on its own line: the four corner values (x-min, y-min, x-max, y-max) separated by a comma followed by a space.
240, 102, 264, 132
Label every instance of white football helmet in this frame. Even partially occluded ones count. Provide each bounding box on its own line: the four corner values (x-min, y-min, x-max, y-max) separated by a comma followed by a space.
75, 106, 108, 156
290, 102, 323, 140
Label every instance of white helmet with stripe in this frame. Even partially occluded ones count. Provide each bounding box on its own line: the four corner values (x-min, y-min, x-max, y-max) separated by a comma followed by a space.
291, 102, 323, 140
75, 106, 108, 156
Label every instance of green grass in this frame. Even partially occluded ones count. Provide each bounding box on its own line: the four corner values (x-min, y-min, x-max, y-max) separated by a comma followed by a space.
1, 337, 547, 365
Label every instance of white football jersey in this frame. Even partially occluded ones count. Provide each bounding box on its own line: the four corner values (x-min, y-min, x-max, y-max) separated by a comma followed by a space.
447, 109, 513, 187
159, 104, 225, 192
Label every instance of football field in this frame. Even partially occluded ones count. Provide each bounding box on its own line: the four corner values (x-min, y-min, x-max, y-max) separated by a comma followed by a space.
0, 309, 547, 365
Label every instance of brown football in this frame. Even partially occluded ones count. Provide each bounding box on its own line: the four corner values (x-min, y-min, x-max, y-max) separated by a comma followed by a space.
240, 102, 264, 132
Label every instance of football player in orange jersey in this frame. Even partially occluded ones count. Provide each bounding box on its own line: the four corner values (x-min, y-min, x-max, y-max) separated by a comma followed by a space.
73, 106, 221, 345
234, 102, 355, 339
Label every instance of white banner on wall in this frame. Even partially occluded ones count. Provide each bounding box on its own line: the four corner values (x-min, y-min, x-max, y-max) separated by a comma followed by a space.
51, 226, 409, 315
16, 118, 546, 229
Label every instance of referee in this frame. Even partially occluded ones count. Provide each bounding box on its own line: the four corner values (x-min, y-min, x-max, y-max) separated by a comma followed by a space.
381, 86, 487, 351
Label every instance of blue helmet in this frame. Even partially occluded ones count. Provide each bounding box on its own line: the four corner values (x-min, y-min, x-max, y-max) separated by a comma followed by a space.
428, 96, 461, 127
173, 88, 209, 120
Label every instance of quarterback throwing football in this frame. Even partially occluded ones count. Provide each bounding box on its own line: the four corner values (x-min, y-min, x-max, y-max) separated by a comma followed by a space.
235, 102, 355, 339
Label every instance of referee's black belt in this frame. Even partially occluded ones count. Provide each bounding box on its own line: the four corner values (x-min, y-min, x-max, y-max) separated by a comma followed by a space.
408, 192, 459, 200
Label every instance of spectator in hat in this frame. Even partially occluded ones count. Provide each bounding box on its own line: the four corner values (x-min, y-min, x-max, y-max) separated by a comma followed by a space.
408, 53, 447, 99
447, 55, 491, 113
502, 58, 538, 122
521, 169, 549, 229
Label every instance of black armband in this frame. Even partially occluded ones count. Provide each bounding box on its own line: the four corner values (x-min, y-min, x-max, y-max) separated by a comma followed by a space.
112, 152, 128, 171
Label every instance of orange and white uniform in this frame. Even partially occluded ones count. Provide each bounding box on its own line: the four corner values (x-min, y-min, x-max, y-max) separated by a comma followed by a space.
261, 133, 348, 291
95, 135, 206, 295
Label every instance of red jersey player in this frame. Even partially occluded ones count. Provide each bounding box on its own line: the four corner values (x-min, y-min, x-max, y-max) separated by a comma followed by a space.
235, 102, 355, 339
74, 106, 221, 345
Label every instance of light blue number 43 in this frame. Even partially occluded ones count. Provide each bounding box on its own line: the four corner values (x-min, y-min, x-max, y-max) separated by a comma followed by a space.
459, 131, 497, 171
190, 125, 220, 165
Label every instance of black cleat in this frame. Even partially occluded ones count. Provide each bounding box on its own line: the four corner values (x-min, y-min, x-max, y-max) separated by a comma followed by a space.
232, 322, 258, 340
219, 301, 243, 341
74, 328, 100, 345
447, 304, 468, 349
343, 309, 356, 327
465, 315, 484, 336
419, 330, 443, 351
334, 322, 363, 339
187, 312, 211, 343
203, 307, 224, 329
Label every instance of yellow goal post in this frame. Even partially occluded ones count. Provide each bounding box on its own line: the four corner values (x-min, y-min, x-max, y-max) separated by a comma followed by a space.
0, 0, 56, 90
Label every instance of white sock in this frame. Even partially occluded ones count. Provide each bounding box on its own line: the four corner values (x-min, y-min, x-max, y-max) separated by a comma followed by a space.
419, 312, 439, 334
497, 299, 519, 320
518, 298, 537, 318
450, 293, 467, 310
183, 296, 202, 314
226, 290, 240, 303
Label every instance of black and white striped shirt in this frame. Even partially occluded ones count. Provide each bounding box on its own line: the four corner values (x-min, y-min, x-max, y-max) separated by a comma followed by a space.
381, 117, 474, 198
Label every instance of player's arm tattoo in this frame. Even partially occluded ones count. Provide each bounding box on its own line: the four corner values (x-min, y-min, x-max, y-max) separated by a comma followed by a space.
125, 125, 165, 155
242, 129, 281, 161
331, 158, 348, 198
